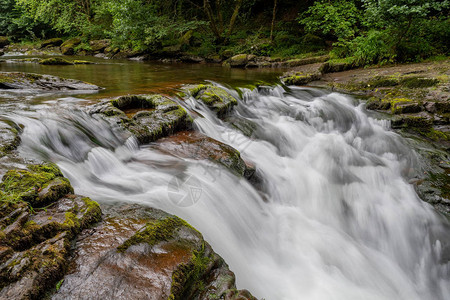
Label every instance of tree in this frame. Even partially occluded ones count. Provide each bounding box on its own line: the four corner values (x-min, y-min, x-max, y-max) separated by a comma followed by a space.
203, 0, 244, 42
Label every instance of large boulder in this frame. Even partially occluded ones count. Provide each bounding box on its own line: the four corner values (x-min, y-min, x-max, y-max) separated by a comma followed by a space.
185, 84, 238, 117
52, 203, 256, 300
60, 38, 81, 55
0, 72, 101, 90
40, 38, 63, 49
88, 94, 191, 144
89, 39, 110, 53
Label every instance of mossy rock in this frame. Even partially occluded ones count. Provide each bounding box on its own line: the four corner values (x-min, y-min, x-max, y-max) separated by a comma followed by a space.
60, 38, 81, 55
399, 77, 439, 88
89, 39, 110, 53
40, 38, 63, 49
186, 84, 238, 117
51, 204, 255, 300
0, 163, 73, 207
89, 94, 191, 144
0, 119, 21, 156
0, 163, 101, 299
39, 57, 73, 65
0, 36, 10, 48
227, 54, 251, 68
282, 72, 322, 86
72, 60, 94, 65
367, 76, 399, 88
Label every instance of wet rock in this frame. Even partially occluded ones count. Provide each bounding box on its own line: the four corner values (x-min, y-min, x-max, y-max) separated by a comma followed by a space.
276, 55, 329, 68
40, 38, 63, 49
282, 72, 322, 86
0, 36, 10, 48
155, 131, 253, 178
52, 203, 255, 300
39, 57, 73, 65
320, 60, 355, 73
0, 164, 101, 300
0, 72, 101, 90
0, 119, 21, 156
180, 55, 205, 63
88, 94, 191, 144
89, 39, 110, 53
226, 54, 251, 68
60, 38, 81, 55
185, 84, 238, 117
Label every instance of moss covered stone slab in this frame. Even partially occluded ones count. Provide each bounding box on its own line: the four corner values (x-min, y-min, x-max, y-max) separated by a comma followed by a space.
88, 94, 191, 144
51, 204, 255, 300
0, 72, 100, 90
0, 119, 21, 156
0, 164, 101, 300
185, 84, 238, 117
39, 57, 73, 65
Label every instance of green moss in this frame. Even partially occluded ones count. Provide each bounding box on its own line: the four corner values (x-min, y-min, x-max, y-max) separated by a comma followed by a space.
367, 76, 399, 88
111, 95, 156, 110
39, 58, 73, 65
73, 60, 94, 65
117, 216, 190, 252
169, 243, 211, 300
399, 77, 439, 88
189, 84, 208, 98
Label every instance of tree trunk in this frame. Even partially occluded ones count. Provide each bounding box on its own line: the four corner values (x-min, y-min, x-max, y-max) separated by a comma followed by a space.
203, 0, 222, 40
227, 0, 243, 38
270, 0, 277, 41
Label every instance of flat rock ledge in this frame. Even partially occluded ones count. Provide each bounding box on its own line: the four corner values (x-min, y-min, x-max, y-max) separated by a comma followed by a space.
0, 72, 101, 90
0, 164, 256, 300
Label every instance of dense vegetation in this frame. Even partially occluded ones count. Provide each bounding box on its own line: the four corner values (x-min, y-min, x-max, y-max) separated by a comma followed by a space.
1, 0, 449, 65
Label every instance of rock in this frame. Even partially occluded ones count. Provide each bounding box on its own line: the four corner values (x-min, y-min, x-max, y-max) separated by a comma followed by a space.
186, 84, 238, 117
161, 44, 182, 56
282, 72, 322, 86
391, 101, 423, 114
40, 38, 63, 49
277, 55, 330, 68
0, 119, 21, 155
88, 94, 191, 144
180, 55, 205, 63
0, 164, 101, 300
320, 60, 355, 73
205, 54, 222, 63
39, 57, 73, 65
221, 49, 234, 60
60, 38, 81, 55
226, 54, 250, 68
0, 72, 101, 90
89, 39, 110, 53
0, 50, 4, 56
155, 131, 253, 178
72, 60, 95, 65
0, 36, 10, 48
52, 203, 255, 300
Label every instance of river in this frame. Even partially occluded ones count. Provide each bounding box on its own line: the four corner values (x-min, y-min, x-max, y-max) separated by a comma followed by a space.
1, 57, 449, 300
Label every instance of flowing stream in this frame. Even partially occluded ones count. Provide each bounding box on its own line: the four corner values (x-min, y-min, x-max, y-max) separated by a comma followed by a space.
3, 83, 450, 299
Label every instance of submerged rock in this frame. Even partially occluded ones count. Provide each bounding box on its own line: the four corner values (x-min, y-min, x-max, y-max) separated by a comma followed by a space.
52, 203, 255, 300
0, 72, 101, 90
0, 119, 21, 156
89, 94, 191, 144
39, 57, 73, 65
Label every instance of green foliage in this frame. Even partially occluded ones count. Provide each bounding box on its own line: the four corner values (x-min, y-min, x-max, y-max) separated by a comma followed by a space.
299, 0, 361, 40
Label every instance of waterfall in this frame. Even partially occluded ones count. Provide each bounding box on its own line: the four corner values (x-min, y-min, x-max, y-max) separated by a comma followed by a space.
9, 84, 450, 300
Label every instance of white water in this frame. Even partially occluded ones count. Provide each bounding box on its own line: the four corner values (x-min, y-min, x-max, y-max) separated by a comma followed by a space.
10, 85, 450, 300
